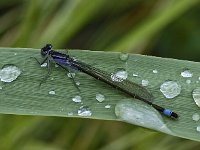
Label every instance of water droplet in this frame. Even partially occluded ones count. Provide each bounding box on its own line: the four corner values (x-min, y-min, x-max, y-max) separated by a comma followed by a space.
186, 79, 191, 84
181, 69, 193, 78
196, 126, 200, 132
0, 86, 2, 90
67, 73, 76, 78
192, 113, 200, 121
40, 63, 47, 67
76, 82, 80, 86
198, 77, 200, 80
72, 95, 82, 103
132, 73, 138, 77
105, 105, 111, 109
14, 53, 17, 56
0, 65, 21, 83
55, 64, 59, 67
119, 53, 129, 61
67, 112, 73, 116
192, 87, 200, 107
96, 93, 105, 102
49, 90, 55, 95
160, 81, 181, 99
142, 79, 149, 86
153, 69, 158, 74
115, 100, 172, 134
111, 70, 128, 82
78, 106, 92, 116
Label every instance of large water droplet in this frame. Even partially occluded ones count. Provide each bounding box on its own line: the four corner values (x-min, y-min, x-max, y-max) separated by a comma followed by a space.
115, 100, 172, 134
78, 106, 92, 117
181, 69, 193, 78
142, 79, 149, 86
192, 87, 200, 107
72, 95, 82, 103
0, 65, 21, 82
192, 113, 200, 121
96, 93, 105, 102
119, 53, 129, 61
111, 70, 128, 82
160, 81, 181, 99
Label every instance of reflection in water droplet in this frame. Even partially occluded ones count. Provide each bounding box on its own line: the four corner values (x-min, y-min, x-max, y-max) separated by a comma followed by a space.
72, 95, 82, 103
160, 81, 181, 99
192, 113, 200, 121
192, 88, 200, 107
181, 69, 193, 78
78, 106, 92, 116
96, 93, 105, 102
142, 79, 149, 86
49, 90, 55, 95
119, 53, 129, 61
111, 70, 128, 82
153, 69, 158, 74
0, 65, 21, 82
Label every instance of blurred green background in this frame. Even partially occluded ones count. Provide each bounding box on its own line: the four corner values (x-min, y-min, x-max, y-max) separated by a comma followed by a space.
0, 0, 200, 149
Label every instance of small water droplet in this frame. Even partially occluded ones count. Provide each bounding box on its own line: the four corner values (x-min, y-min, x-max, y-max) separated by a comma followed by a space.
192, 113, 200, 121
76, 82, 80, 86
105, 105, 111, 109
51, 77, 54, 80
132, 73, 138, 77
67, 73, 76, 78
78, 106, 92, 116
196, 126, 200, 132
111, 70, 128, 82
142, 79, 149, 86
153, 69, 158, 74
181, 69, 193, 78
0, 65, 21, 83
198, 77, 200, 80
49, 90, 55, 95
186, 79, 191, 84
119, 53, 129, 61
55, 64, 59, 67
67, 112, 73, 116
160, 81, 181, 99
40, 63, 47, 67
192, 87, 200, 107
0, 86, 2, 90
72, 95, 82, 103
96, 93, 105, 102
14, 53, 17, 56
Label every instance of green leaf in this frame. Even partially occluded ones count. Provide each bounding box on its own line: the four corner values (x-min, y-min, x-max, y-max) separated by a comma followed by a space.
0, 47, 200, 141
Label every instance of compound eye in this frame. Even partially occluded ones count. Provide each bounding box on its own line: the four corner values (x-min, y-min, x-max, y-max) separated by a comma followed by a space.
46, 44, 53, 50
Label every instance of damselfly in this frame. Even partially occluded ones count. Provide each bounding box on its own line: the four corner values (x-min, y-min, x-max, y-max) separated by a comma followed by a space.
34, 44, 178, 119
